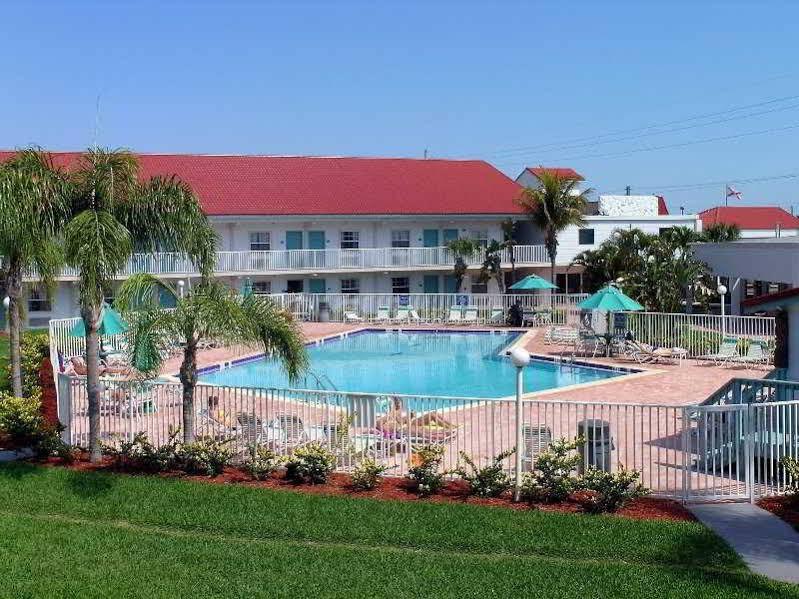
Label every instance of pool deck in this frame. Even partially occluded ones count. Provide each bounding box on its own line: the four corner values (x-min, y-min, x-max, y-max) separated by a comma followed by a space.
162, 322, 769, 407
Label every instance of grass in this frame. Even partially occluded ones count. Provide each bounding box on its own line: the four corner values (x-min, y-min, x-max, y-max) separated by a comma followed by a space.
0, 464, 797, 598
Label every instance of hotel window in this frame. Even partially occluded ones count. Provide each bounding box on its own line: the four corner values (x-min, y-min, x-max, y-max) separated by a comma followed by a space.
578, 228, 595, 245
470, 279, 488, 294
391, 277, 410, 294
249, 231, 271, 251
341, 279, 360, 294
340, 231, 360, 249
27, 287, 51, 312
391, 230, 411, 248
470, 230, 489, 247
252, 281, 271, 295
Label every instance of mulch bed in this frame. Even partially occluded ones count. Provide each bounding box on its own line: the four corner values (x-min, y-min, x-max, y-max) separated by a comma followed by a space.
36, 456, 694, 522
757, 495, 799, 531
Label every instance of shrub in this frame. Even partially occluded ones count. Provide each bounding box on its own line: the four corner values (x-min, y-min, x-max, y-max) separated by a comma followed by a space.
407, 445, 445, 496
454, 448, 515, 498
520, 437, 583, 503
577, 466, 649, 514
350, 458, 392, 491
103, 428, 182, 473
781, 456, 799, 498
2, 331, 50, 398
0, 394, 43, 446
245, 444, 284, 480
179, 437, 234, 477
284, 443, 336, 484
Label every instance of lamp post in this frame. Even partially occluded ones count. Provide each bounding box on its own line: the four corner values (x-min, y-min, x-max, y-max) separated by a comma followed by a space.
177, 280, 185, 299
2, 297, 9, 333
717, 284, 728, 336
509, 346, 531, 501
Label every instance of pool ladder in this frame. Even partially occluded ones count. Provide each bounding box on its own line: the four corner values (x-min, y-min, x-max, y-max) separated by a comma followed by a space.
304, 369, 338, 391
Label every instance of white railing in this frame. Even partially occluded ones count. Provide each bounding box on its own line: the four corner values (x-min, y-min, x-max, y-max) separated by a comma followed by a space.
622, 311, 776, 358
269, 292, 588, 325
58, 375, 799, 502
28, 245, 549, 280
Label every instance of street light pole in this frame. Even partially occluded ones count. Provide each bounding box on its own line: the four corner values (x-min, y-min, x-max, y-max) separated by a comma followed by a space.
509, 346, 531, 501
717, 284, 728, 337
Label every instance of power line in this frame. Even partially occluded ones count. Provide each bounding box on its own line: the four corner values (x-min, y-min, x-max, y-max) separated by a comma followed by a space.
603, 170, 799, 194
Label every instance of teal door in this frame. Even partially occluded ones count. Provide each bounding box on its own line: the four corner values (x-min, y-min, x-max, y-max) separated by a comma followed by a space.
423, 275, 440, 293
443, 229, 459, 244
423, 229, 439, 247
309, 279, 326, 294
286, 231, 304, 250
444, 275, 458, 293
308, 231, 325, 249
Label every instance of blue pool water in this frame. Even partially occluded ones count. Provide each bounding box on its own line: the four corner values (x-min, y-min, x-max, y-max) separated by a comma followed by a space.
198, 330, 627, 399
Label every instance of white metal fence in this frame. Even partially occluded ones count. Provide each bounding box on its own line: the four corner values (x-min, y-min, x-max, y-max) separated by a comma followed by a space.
57, 375, 799, 502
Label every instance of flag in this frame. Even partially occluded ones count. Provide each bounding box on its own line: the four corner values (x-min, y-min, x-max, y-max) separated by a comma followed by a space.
726, 185, 742, 201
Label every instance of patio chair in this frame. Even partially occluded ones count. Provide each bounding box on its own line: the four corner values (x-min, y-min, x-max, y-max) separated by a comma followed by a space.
372, 306, 391, 323
197, 408, 236, 440
570, 333, 606, 358
408, 309, 422, 323
462, 307, 479, 325
446, 306, 462, 324
344, 311, 364, 323
699, 337, 739, 366
534, 309, 553, 327
732, 340, 769, 368
521, 308, 536, 327
391, 306, 411, 323
488, 307, 505, 325
236, 412, 262, 446
275, 413, 309, 447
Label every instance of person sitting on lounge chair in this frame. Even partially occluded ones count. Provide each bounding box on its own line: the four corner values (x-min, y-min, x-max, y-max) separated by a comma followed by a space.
375, 396, 457, 443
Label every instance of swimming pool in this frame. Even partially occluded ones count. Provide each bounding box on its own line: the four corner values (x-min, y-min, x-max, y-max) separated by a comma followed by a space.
198, 330, 629, 398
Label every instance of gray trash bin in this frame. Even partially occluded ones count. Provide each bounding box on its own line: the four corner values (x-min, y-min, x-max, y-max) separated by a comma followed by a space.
577, 419, 614, 473
318, 302, 330, 322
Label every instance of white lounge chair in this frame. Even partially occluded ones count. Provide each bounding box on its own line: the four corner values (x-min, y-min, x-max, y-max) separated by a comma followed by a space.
391, 306, 411, 323
408, 309, 422, 323
463, 307, 479, 325
446, 306, 463, 325
488, 307, 504, 325
699, 337, 739, 366
372, 306, 391, 323
732, 340, 769, 368
344, 311, 364, 323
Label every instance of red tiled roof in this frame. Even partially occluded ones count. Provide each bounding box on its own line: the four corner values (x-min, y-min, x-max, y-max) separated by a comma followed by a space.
0, 151, 523, 216
525, 166, 584, 181
656, 195, 669, 215
698, 206, 799, 230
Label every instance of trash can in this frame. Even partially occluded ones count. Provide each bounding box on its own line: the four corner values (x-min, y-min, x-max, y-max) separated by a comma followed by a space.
577, 419, 614, 473
318, 302, 330, 322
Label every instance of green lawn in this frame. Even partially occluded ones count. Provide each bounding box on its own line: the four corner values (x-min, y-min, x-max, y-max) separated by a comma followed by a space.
0, 463, 796, 598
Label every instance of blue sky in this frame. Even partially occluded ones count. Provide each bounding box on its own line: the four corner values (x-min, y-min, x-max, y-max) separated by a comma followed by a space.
2, 1, 798, 213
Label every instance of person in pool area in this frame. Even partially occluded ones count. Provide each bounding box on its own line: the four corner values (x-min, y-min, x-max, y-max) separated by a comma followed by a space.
207, 395, 235, 429
375, 396, 456, 440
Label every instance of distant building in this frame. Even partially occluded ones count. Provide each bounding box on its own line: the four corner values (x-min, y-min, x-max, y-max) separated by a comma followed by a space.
698, 206, 799, 238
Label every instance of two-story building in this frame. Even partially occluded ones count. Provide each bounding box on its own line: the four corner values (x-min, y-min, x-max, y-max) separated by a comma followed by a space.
1, 152, 700, 327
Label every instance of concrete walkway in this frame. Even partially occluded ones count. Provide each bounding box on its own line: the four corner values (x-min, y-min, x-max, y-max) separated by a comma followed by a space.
690, 503, 799, 584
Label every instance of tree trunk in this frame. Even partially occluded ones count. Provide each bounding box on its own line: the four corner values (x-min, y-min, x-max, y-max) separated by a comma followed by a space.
82, 304, 103, 463
6, 260, 23, 398
179, 341, 198, 444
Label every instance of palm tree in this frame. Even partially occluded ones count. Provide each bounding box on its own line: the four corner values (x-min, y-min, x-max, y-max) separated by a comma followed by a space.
115, 275, 307, 443
0, 149, 67, 397
63, 148, 218, 461
501, 218, 518, 285
702, 222, 741, 243
517, 171, 592, 285
446, 238, 481, 292
479, 239, 505, 293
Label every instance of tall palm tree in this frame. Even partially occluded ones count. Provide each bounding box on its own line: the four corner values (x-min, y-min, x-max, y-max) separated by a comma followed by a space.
501, 218, 518, 285
517, 171, 592, 285
479, 239, 505, 293
115, 275, 307, 443
0, 149, 67, 397
63, 148, 218, 461
446, 238, 481, 292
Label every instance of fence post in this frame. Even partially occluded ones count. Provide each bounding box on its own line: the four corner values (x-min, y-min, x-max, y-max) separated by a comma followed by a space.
746, 404, 755, 504
57, 374, 72, 444
681, 406, 690, 503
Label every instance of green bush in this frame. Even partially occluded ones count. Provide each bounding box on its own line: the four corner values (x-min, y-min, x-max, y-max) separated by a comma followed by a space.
0, 394, 43, 446
578, 466, 649, 514
2, 331, 50, 398
284, 443, 336, 484
781, 456, 799, 498
407, 445, 445, 496
244, 444, 284, 480
179, 437, 234, 477
454, 448, 515, 498
102, 428, 182, 473
520, 437, 583, 503
350, 458, 391, 491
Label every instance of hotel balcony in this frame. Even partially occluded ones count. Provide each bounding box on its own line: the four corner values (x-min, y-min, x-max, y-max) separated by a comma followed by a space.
30, 245, 549, 281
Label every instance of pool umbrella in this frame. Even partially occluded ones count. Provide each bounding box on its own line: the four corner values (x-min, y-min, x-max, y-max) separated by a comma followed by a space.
69, 304, 129, 337
578, 285, 644, 312
508, 274, 558, 291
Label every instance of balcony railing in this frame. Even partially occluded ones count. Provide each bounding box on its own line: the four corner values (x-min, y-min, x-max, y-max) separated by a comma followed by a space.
35, 245, 549, 280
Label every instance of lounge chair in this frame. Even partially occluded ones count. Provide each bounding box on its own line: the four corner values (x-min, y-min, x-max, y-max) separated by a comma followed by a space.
275, 413, 309, 447
521, 308, 536, 327
534, 309, 553, 326
699, 337, 739, 366
391, 306, 411, 323
732, 340, 769, 368
462, 307, 479, 325
446, 306, 463, 325
372, 306, 391, 323
488, 307, 505, 325
197, 408, 236, 440
408, 309, 422, 323
344, 311, 364, 323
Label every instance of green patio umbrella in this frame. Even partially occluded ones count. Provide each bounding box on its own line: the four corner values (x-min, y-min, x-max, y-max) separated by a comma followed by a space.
578, 285, 645, 312
508, 274, 558, 291
69, 304, 129, 337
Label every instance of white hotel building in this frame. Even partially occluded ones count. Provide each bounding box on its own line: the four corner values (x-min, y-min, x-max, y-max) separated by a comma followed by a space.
1, 152, 700, 327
